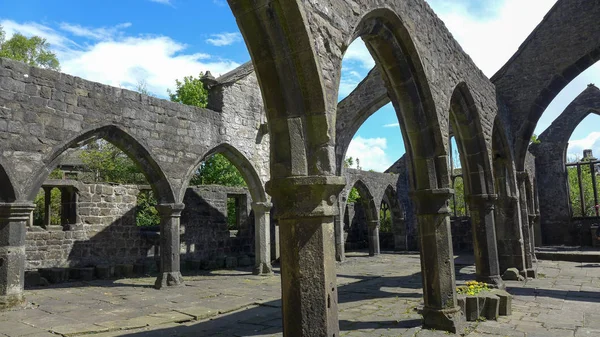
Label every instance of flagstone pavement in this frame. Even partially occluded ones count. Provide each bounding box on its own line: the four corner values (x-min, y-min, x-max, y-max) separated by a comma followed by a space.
1, 252, 600, 337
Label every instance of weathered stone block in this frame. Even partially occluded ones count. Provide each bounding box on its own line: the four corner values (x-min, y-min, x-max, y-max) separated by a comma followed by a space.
95, 265, 113, 279
491, 289, 513, 316
464, 296, 479, 321
225, 256, 238, 269
502, 268, 523, 281
39, 268, 68, 284
24, 271, 41, 287
238, 255, 253, 267
114, 264, 134, 278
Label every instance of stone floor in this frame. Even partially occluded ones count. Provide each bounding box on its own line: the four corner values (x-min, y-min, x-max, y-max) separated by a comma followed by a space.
2, 252, 600, 337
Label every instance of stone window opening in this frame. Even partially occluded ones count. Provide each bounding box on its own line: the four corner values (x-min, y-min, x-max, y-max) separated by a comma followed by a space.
566, 150, 600, 218
227, 193, 247, 237
32, 183, 79, 231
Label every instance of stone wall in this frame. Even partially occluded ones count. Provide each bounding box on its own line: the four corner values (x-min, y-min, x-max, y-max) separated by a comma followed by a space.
0, 57, 269, 206
25, 183, 254, 271
180, 185, 253, 262
25, 183, 150, 270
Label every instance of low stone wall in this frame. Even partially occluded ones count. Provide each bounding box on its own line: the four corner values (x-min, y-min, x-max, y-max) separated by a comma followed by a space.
26, 184, 153, 270
25, 183, 254, 271
180, 185, 253, 262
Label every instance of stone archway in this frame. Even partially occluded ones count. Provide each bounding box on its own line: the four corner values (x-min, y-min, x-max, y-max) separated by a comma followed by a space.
492, 118, 527, 276
26, 124, 181, 289
343, 179, 380, 257
448, 82, 503, 288
381, 184, 406, 251
182, 142, 272, 275
531, 85, 600, 245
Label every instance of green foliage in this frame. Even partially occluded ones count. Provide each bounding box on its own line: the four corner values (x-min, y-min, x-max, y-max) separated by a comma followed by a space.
530, 134, 541, 145
379, 205, 392, 233
347, 187, 361, 204
168, 74, 208, 108
136, 190, 160, 227
227, 197, 237, 230
450, 176, 467, 216
0, 26, 60, 70
568, 161, 600, 217
79, 140, 146, 184
136, 79, 155, 97
191, 154, 246, 187
344, 157, 354, 168
33, 188, 61, 227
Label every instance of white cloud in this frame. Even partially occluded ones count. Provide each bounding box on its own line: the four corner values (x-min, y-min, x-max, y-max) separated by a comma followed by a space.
59, 22, 131, 40
567, 132, 600, 162
345, 136, 392, 172
344, 40, 374, 70
383, 123, 399, 128
149, 0, 173, 5
0, 20, 240, 98
428, 0, 600, 138
206, 32, 242, 46
428, 0, 557, 77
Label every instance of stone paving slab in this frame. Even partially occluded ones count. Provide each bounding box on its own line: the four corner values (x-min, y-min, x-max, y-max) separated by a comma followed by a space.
2, 252, 600, 336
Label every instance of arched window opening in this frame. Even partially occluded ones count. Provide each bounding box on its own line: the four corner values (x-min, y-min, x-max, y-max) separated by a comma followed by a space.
565, 114, 600, 218
180, 145, 266, 273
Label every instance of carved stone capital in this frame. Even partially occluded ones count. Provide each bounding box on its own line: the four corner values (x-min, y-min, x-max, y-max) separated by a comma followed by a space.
467, 194, 498, 211
266, 175, 346, 219
516, 171, 529, 183
251, 201, 273, 213
156, 203, 185, 218
0, 203, 35, 221
411, 188, 454, 215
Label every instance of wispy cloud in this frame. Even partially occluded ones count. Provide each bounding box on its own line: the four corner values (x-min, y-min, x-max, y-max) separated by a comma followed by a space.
212, 0, 227, 6
345, 136, 393, 172
59, 22, 131, 40
206, 32, 242, 46
149, 0, 173, 6
383, 123, 399, 128
0, 19, 239, 98
567, 131, 600, 162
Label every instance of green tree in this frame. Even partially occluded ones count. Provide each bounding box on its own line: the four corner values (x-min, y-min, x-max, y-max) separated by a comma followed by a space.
450, 176, 467, 216
167, 74, 208, 108
191, 154, 246, 187
568, 159, 599, 217
344, 157, 354, 168
0, 26, 60, 70
32, 169, 64, 227
380, 203, 392, 233
347, 187, 361, 204
136, 190, 160, 227
79, 140, 146, 184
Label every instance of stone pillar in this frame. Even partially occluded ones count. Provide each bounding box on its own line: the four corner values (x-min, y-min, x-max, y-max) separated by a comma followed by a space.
528, 214, 538, 262
334, 199, 345, 262
517, 172, 536, 278
368, 220, 380, 256
266, 176, 345, 337
271, 224, 280, 262
43, 186, 52, 229
252, 201, 273, 276
0, 203, 35, 310
495, 195, 526, 275
412, 189, 464, 333
467, 194, 504, 289
154, 203, 185, 289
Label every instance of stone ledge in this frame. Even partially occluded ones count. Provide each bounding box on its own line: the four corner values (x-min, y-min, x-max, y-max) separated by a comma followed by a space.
457, 289, 512, 322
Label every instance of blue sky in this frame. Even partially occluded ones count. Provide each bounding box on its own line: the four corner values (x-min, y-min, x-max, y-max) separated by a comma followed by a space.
1, 0, 598, 170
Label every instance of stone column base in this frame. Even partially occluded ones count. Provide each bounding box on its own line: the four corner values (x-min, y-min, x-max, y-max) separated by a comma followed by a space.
253, 263, 273, 276
422, 306, 465, 333
521, 268, 537, 279
476, 274, 506, 290
0, 294, 24, 311
154, 272, 184, 289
